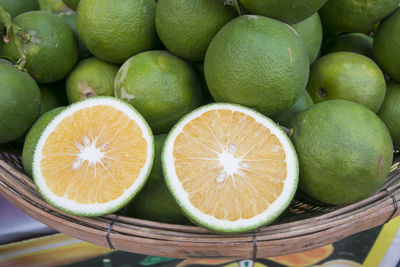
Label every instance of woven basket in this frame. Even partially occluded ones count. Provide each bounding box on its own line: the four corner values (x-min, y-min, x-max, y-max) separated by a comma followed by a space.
0, 143, 399, 259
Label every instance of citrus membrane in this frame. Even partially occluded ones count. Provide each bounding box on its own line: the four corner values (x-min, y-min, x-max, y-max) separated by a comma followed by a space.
162, 103, 298, 233
32, 97, 154, 216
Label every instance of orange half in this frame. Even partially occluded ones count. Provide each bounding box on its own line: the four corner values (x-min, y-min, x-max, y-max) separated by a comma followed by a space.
163, 103, 298, 233
33, 97, 154, 216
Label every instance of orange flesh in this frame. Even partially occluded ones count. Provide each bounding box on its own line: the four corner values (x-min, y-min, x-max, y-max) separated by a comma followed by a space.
173, 109, 287, 221
40, 105, 147, 204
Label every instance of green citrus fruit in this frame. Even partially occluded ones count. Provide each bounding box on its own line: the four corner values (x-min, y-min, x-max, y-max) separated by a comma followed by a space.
15, 82, 63, 152
322, 33, 374, 59
38, 0, 70, 13
275, 90, 314, 127
13, 86, 61, 147
76, 0, 157, 64
114, 50, 202, 134
0, 60, 41, 143
63, 0, 80, 10
319, 0, 400, 33
2, 11, 78, 83
204, 15, 309, 118
125, 134, 189, 224
66, 57, 118, 103
162, 103, 298, 233
57, 12, 91, 59
240, 0, 328, 24
193, 62, 214, 104
291, 100, 393, 205
31, 97, 155, 216
0, 0, 39, 18
373, 7, 400, 82
22, 107, 65, 178
39, 85, 61, 115
292, 13, 323, 64
155, 0, 236, 62
306, 52, 386, 113
377, 81, 400, 143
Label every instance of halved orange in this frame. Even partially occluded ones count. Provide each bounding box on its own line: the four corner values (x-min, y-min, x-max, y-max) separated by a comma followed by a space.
162, 103, 298, 233
32, 97, 154, 216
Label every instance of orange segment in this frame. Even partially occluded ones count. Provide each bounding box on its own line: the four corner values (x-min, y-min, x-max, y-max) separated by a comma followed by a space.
173, 109, 287, 221
40, 105, 148, 204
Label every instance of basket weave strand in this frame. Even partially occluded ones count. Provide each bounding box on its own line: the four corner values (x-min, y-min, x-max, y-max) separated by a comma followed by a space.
0, 149, 399, 259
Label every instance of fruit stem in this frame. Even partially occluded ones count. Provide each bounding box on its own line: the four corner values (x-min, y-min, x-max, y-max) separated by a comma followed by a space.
0, 6, 30, 70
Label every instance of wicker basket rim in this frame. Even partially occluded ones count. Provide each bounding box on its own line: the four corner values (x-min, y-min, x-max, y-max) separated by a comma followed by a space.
0, 156, 399, 258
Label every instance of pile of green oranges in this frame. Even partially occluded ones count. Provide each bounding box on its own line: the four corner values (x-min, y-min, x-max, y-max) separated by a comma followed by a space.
0, 0, 399, 227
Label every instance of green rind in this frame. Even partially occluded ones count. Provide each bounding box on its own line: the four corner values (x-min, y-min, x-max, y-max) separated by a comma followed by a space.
0, 60, 41, 143
76, 0, 157, 64
319, 0, 400, 33
290, 100, 393, 205
239, 0, 328, 24
155, 0, 236, 61
2, 11, 79, 83
125, 134, 189, 224
377, 81, 400, 142
306, 52, 386, 113
274, 90, 314, 127
204, 15, 309, 118
292, 13, 323, 64
11, 84, 61, 147
57, 12, 92, 59
38, 0, 70, 13
114, 50, 202, 134
63, 0, 80, 10
193, 62, 214, 104
32, 96, 155, 217
162, 103, 299, 233
22, 107, 66, 178
373, 7, 400, 82
322, 33, 374, 59
0, 0, 39, 18
66, 57, 118, 103
39, 85, 61, 115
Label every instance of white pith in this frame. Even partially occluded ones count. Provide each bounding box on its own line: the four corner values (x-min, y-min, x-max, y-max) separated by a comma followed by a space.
33, 97, 154, 215
164, 104, 298, 231
217, 147, 240, 182
72, 137, 105, 170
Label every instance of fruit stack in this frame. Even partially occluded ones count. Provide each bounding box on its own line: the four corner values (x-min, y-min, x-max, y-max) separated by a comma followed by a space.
0, 0, 399, 234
